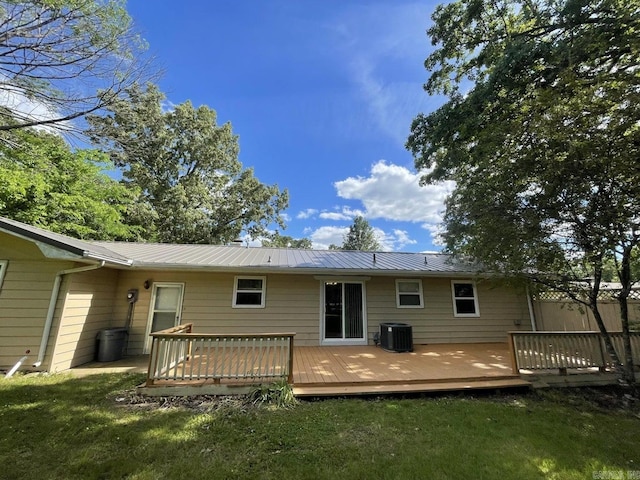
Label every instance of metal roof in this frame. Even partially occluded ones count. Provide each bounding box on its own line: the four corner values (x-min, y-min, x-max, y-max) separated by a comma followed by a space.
0, 216, 479, 275
0, 217, 132, 266
91, 241, 479, 276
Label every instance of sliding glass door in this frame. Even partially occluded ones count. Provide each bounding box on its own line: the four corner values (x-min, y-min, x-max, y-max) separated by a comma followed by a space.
322, 281, 366, 344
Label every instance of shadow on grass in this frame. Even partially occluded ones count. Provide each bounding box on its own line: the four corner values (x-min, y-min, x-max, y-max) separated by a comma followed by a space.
1, 373, 639, 480
1, 373, 200, 479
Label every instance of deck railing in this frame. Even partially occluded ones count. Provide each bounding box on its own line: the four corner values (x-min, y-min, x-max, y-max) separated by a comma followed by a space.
508, 331, 640, 374
146, 324, 295, 387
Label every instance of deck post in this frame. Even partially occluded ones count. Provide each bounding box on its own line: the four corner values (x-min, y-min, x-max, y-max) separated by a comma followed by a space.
186, 324, 193, 359
287, 334, 295, 385
507, 332, 519, 375
597, 333, 608, 369
146, 337, 159, 387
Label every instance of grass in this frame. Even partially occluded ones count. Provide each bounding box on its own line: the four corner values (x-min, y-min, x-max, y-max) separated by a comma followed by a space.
0, 373, 639, 480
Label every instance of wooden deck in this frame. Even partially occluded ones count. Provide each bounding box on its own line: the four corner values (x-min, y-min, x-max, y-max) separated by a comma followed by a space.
77, 331, 630, 396
137, 342, 530, 396
292, 343, 530, 396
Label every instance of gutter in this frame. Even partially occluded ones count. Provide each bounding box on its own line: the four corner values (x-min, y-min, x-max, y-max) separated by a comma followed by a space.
33, 261, 106, 368
81, 250, 133, 266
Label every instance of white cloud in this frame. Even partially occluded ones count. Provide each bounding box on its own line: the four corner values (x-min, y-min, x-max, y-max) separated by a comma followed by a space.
318, 206, 365, 221
306, 224, 417, 252
374, 227, 417, 251
335, 160, 454, 226
0, 85, 69, 133
309, 225, 349, 250
299, 161, 452, 251
328, 2, 440, 145
296, 208, 318, 219
319, 211, 351, 221
421, 222, 447, 247
392, 229, 417, 248
161, 99, 178, 113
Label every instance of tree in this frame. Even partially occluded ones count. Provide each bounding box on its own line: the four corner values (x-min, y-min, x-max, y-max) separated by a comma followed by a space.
602, 253, 640, 284
0, 127, 145, 239
261, 232, 312, 249
407, 0, 640, 382
0, 0, 149, 134
86, 83, 289, 244
338, 216, 380, 251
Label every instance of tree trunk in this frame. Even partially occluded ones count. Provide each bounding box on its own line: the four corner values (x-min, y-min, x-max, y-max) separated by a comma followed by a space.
587, 260, 626, 379
616, 245, 636, 384
589, 303, 625, 376
618, 296, 636, 384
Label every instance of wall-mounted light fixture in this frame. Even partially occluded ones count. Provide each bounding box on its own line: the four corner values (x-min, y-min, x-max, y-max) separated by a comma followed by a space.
143, 279, 152, 290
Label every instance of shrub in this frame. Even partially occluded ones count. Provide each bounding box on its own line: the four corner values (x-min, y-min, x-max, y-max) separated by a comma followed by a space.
248, 379, 297, 408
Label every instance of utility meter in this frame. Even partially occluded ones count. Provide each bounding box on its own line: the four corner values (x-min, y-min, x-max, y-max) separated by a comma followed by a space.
127, 289, 139, 304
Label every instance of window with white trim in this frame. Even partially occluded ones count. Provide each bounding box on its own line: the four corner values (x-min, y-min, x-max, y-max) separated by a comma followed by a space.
233, 276, 266, 308
396, 279, 424, 308
0, 260, 7, 291
451, 281, 479, 317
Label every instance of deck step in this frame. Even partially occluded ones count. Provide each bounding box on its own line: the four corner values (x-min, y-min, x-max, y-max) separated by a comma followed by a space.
293, 377, 531, 397
294, 374, 521, 389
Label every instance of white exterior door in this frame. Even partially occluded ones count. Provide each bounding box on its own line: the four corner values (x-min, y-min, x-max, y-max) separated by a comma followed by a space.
145, 283, 184, 352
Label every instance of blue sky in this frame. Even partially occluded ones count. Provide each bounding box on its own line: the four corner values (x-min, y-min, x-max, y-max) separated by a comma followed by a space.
127, 1, 450, 252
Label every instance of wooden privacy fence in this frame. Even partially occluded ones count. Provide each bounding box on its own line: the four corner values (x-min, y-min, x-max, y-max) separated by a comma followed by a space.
146, 324, 295, 387
508, 331, 640, 374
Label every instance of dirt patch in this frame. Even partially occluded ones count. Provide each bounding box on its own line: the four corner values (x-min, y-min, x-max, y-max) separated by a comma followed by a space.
109, 384, 640, 416
111, 388, 254, 413
528, 385, 640, 416
560, 386, 640, 410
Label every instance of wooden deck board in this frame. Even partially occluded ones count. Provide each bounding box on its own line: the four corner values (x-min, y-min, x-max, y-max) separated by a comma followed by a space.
293, 377, 532, 397
292, 343, 517, 386
289, 343, 531, 396
143, 342, 533, 396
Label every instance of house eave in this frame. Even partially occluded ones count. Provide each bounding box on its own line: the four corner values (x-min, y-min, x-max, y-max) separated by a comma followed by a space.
0, 222, 133, 267
126, 262, 487, 277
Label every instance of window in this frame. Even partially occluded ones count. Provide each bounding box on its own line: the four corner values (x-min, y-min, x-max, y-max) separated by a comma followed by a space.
451, 281, 479, 317
396, 279, 423, 308
233, 276, 266, 308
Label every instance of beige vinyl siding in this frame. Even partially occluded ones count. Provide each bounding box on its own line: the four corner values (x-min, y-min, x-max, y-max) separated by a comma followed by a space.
112, 270, 531, 352
49, 268, 119, 371
111, 270, 155, 354
0, 232, 74, 370
112, 271, 322, 353
366, 277, 531, 344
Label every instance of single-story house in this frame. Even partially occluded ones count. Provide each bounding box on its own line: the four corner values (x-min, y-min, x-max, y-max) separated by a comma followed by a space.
0, 216, 535, 373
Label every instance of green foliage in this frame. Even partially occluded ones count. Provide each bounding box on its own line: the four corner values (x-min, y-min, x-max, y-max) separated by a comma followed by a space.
86, 83, 289, 244
0, 0, 149, 133
341, 215, 380, 251
261, 232, 312, 249
248, 379, 298, 408
0, 128, 145, 240
407, 0, 640, 380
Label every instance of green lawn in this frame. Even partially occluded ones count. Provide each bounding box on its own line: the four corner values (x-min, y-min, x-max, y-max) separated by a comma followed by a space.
1, 373, 639, 480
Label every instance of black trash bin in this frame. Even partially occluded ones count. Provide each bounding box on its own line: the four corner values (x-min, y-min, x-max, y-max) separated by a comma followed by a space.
96, 328, 128, 362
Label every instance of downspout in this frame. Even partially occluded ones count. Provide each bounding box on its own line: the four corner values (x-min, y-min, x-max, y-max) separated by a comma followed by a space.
526, 285, 537, 332
33, 261, 106, 368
